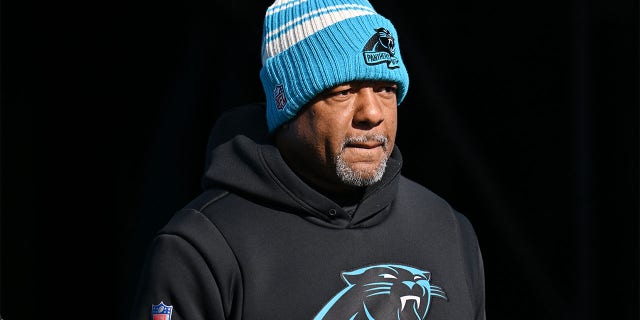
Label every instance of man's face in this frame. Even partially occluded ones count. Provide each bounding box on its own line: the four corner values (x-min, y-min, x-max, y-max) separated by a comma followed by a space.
276, 81, 398, 192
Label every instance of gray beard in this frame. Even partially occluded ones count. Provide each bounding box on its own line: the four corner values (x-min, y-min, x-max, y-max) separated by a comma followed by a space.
334, 135, 389, 187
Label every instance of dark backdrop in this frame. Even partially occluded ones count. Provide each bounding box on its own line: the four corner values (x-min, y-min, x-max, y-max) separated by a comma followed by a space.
2, 0, 638, 319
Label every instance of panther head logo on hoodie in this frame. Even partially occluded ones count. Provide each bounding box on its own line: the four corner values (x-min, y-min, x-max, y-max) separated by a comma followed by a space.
314, 263, 448, 319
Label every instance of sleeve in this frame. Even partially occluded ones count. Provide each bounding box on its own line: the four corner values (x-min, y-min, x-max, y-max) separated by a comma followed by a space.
129, 208, 243, 320
456, 212, 487, 320
129, 234, 227, 320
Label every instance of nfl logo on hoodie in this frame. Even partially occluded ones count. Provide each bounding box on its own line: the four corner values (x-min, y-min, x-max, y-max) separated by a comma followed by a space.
151, 301, 173, 320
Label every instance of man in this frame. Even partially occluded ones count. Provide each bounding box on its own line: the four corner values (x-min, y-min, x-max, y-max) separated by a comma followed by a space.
130, 0, 486, 319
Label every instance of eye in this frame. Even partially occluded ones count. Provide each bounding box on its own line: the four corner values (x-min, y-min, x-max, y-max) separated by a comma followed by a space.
380, 86, 397, 93
380, 273, 397, 279
318, 85, 354, 102
374, 84, 398, 100
371, 82, 397, 92
414, 275, 423, 281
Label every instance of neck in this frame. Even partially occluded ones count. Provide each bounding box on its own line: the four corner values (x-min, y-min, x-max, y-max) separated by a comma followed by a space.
301, 175, 366, 207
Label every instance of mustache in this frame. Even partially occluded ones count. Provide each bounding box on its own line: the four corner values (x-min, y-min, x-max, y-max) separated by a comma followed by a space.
341, 134, 389, 151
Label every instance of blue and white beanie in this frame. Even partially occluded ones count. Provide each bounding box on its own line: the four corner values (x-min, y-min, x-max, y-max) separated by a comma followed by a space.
260, 0, 410, 132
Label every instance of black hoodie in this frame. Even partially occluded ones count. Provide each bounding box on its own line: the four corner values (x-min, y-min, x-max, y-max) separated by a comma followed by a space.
130, 104, 486, 320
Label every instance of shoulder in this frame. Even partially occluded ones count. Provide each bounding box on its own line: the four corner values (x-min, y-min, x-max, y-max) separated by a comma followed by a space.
157, 188, 230, 239
146, 188, 244, 271
396, 175, 478, 235
184, 188, 231, 212
396, 176, 453, 212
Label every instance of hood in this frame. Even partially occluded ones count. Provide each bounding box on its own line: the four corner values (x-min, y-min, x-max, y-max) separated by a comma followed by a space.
201, 103, 403, 229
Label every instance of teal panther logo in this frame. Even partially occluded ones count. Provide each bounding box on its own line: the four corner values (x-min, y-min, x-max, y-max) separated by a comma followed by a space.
362, 28, 400, 68
314, 264, 447, 319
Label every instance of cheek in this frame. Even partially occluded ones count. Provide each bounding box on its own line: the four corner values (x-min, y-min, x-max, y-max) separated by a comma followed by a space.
387, 106, 398, 127
292, 113, 335, 164
384, 107, 398, 147
306, 109, 350, 153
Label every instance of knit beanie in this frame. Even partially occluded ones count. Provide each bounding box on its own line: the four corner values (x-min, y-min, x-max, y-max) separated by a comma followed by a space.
260, 0, 410, 132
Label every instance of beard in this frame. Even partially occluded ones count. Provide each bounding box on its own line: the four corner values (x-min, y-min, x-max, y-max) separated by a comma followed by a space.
334, 134, 389, 187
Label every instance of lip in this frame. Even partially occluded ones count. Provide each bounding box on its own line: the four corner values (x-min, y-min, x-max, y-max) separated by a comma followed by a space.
346, 142, 383, 149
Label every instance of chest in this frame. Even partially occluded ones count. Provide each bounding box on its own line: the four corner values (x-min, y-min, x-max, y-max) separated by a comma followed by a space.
214, 212, 471, 319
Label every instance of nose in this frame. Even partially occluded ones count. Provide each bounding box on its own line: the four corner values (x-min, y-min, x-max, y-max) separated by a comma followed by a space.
352, 88, 384, 129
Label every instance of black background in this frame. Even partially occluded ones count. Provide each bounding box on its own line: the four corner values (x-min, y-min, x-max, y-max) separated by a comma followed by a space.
2, 0, 638, 319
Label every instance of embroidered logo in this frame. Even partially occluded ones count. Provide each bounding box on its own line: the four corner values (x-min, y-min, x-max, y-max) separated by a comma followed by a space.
151, 301, 173, 320
314, 263, 447, 319
362, 28, 400, 68
274, 84, 287, 110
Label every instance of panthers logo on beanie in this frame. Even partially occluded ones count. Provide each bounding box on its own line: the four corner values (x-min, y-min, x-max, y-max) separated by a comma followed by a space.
362, 28, 400, 68
314, 263, 447, 319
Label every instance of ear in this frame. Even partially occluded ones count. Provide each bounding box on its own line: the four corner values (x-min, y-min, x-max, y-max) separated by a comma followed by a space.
342, 271, 361, 285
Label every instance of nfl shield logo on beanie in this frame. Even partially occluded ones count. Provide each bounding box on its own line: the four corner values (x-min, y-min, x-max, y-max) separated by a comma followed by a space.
274, 84, 287, 110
